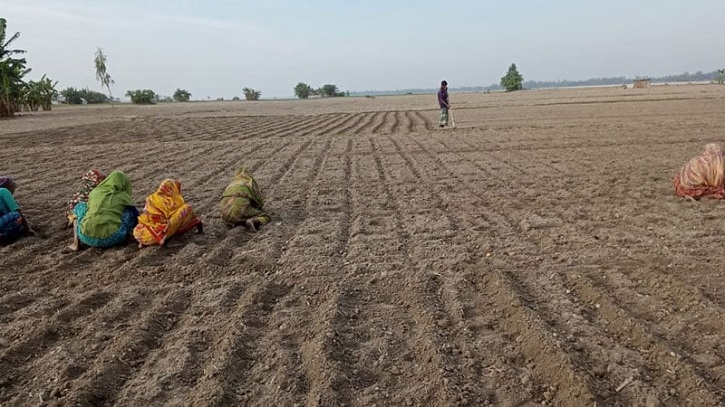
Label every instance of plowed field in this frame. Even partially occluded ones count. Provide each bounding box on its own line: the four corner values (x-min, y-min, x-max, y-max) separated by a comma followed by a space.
2, 84, 725, 406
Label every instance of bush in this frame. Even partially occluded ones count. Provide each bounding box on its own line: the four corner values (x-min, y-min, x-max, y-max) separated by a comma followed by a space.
715, 69, 725, 85
173, 88, 191, 102
242, 87, 261, 101
126, 89, 156, 104
60, 87, 109, 104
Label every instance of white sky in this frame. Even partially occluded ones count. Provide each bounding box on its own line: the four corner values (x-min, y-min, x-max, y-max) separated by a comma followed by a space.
4, 0, 725, 98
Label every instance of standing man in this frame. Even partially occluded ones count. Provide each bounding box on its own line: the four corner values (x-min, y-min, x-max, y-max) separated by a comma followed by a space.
437, 80, 449, 128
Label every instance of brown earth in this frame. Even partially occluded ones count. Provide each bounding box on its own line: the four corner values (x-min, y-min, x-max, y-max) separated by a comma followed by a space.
2, 84, 725, 407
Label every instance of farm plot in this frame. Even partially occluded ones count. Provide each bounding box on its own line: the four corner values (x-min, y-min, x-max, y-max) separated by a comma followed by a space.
1, 85, 725, 406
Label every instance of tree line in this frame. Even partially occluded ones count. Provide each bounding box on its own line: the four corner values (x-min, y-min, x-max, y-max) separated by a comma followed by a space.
294, 83, 348, 99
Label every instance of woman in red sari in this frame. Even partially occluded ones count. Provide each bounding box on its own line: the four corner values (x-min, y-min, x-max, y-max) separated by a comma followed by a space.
674, 143, 725, 200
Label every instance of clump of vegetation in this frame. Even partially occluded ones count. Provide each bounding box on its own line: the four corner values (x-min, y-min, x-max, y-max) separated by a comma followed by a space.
173, 88, 191, 102
232, 96, 241, 101
715, 69, 725, 85
321, 84, 340, 97
294, 82, 313, 99
126, 89, 157, 104
23, 75, 58, 111
501, 63, 524, 92
242, 87, 261, 101
294, 82, 348, 99
60, 87, 108, 104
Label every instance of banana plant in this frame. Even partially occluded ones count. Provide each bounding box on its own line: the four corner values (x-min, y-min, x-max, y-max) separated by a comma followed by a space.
0, 18, 29, 118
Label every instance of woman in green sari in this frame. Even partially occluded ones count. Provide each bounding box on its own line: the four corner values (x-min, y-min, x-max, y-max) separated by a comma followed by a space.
69, 170, 139, 251
220, 167, 270, 232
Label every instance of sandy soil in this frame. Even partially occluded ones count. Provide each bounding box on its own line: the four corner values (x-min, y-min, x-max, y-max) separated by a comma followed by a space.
1, 84, 725, 406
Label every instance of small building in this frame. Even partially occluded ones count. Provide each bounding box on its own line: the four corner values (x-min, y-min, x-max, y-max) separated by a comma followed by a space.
633, 78, 651, 89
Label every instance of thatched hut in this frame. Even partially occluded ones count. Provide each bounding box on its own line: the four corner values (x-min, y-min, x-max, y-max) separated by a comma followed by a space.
633, 78, 651, 89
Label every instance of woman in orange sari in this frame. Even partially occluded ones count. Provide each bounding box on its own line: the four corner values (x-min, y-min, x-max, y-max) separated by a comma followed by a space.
133, 179, 203, 248
674, 143, 725, 200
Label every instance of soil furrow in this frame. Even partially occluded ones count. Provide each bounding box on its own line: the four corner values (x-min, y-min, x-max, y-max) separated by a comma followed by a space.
65, 288, 193, 406
371, 111, 390, 134
0, 291, 116, 391
349, 112, 377, 135
404, 111, 415, 133
185, 282, 292, 406
414, 110, 434, 131
563, 271, 723, 405
335, 113, 368, 135
390, 111, 401, 133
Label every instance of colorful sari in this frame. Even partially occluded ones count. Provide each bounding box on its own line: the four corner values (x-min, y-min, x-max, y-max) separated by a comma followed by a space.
0, 187, 28, 245
0, 177, 16, 194
674, 143, 725, 199
76, 170, 138, 248
133, 179, 201, 246
220, 167, 270, 226
67, 169, 106, 227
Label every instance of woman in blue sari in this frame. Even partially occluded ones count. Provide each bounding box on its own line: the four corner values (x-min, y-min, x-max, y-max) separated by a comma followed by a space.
0, 179, 35, 245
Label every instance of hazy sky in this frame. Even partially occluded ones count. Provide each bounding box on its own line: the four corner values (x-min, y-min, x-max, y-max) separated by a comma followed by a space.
4, 0, 724, 99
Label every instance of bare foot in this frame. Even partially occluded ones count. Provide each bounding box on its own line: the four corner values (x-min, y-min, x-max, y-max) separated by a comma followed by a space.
245, 218, 258, 233
68, 240, 80, 252
159, 236, 166, 246
197, 222, 204, 234
138, 243, 144, 249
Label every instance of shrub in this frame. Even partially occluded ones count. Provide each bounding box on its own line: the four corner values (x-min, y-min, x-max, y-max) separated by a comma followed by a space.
125, 89, 157, 104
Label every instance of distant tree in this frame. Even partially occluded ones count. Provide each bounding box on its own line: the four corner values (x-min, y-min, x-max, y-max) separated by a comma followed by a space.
232, 96, 241, 101
321, 84, 339, 97
715, 69, 725, 85
60, 87, 109, 104
125, 89, 156, 104
294, 82, 312, 99
94, 47, 115, 106
500, 63, 524, 92
242, 87, 261, 101
173, 88, 191, 102
0, 18, 30, 118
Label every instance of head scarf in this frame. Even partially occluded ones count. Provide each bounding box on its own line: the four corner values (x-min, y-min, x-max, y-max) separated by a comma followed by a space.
136, 179, 187, 243
222, 167, 256, 198
221, 167, 265, 208
80, 170, 135, 238
145, 179, 185, 219
67, 169, 106, 221
0, 177, 16, 194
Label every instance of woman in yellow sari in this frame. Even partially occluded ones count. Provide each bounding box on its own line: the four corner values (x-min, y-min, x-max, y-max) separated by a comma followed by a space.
133, 179, 203, 248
